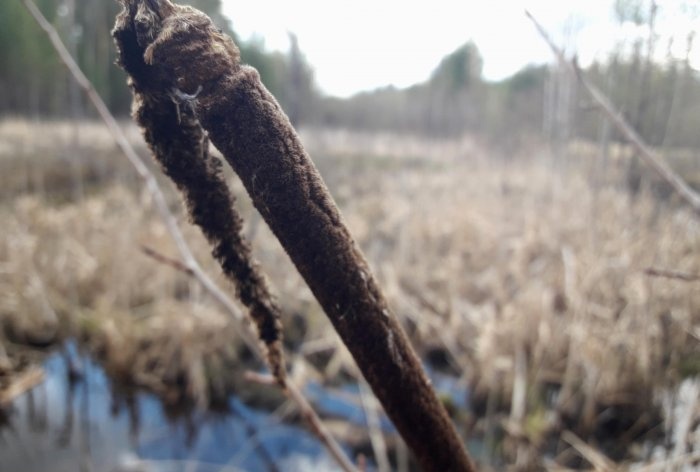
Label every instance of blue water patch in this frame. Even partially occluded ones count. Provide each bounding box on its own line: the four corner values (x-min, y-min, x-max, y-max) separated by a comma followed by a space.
0, 343, 474, 471
304, 381, 396, 432
0, 344, 350, 472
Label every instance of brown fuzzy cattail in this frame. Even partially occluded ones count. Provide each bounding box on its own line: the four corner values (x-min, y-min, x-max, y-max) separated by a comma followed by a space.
113, 1, 476, 470
113, 0, 285, 386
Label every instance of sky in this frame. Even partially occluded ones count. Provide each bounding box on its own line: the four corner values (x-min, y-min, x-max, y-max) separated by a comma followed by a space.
222, 0, 699, 97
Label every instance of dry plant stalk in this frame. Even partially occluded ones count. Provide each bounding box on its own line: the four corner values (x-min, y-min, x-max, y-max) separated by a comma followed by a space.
20, 1, 357, 471
0, 367, 45, 406
113, 1, 476, 470
644, 267, 700, 282
525, 10, 700, 216
112, 12, 285, 383
18, 0, 261, 361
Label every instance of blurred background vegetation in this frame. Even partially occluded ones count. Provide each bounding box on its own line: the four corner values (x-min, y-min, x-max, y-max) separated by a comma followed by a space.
2, 0, 700, 151
0, 0, 699, 470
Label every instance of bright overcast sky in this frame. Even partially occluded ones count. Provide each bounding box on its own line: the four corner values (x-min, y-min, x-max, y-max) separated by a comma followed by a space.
222, 0, 699, 97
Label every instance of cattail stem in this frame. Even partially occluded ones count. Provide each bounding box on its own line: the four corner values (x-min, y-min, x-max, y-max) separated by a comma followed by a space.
113, 0, 285, 385
201, 71, 476, 471
114, 1, 476, 470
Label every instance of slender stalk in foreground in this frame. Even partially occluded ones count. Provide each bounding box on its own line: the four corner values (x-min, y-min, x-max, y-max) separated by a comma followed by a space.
526, 10, 700, 216
113, 16, 286, 383
20, 2, 357, 471
19, 0, 259, 355
113, 1, 477, 470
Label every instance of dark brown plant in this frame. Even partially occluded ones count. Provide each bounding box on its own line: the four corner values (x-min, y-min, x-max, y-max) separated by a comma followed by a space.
113, 0, 285, 386
113, 1, 476, 470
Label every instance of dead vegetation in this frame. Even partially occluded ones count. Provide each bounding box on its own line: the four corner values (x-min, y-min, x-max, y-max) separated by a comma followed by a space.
112, 2, 474, 467
0, 120, 698, 469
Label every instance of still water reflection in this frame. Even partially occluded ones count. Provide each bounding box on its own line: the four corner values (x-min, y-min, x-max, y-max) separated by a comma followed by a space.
0, 344, 347, 472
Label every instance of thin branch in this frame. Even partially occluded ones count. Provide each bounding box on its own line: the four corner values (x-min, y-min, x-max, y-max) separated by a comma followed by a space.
21, 2, 357, 471
562, 430, 617, 471
525, 10, 700, 216
644, 267, 700, 282
139, 243, 366, 471
357, 377, 391, 472
19, 0, 256, 355
0, 367, 45, 406
244, 372, 359, 472
140, 245, 195, 277
142, 250, 359, 472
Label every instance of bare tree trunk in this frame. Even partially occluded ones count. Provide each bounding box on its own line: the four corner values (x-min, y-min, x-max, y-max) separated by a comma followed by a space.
660, 32, 695, 149
60, 0, 85, 202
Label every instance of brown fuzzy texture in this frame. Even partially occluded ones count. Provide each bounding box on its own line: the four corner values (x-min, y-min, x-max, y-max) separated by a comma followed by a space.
113, 1, 476, 470
113, 0, 285, 386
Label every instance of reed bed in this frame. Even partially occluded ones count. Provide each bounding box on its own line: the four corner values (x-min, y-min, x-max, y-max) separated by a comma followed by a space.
0, 120, 698, 469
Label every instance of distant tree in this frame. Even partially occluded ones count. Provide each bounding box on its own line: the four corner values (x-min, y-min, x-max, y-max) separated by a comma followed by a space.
430, 41, 483, 92
482, 65, 548, 149
282, 33, 316, 125
1, 0, 294, 118
422, 42, 483, 135
0, 0, 62, 115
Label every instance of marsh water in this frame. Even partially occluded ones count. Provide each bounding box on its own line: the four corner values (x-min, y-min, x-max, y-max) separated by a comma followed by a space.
0, 343, 476, 472
2, 342, 688, 471
0, 343, 353, 472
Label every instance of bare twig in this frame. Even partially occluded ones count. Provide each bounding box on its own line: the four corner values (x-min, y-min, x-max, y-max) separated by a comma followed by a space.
0, 367, 45, 406
525, 10, 700, 216
140, 245, 195, 277
644, 267, 700, 282
244, 372, 359, 472
21, 2, 357, 471
562, 430, 617, 471
357, 377, 391, 472
141, 254, 358, 472
19, 0, 258, 357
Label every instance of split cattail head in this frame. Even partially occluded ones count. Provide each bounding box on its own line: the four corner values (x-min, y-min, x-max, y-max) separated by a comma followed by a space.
117, 0, 240, 97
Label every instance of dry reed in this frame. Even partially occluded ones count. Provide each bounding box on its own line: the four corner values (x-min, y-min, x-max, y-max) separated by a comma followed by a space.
1, 121, 698, 468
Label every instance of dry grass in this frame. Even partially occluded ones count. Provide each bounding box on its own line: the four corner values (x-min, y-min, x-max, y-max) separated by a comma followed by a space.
0, 120, 698, 469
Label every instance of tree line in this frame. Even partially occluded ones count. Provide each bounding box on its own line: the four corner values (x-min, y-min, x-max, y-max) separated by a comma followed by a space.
310, 40, 700, 153
2, 0, 699, 151
0, 0, 314, 122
